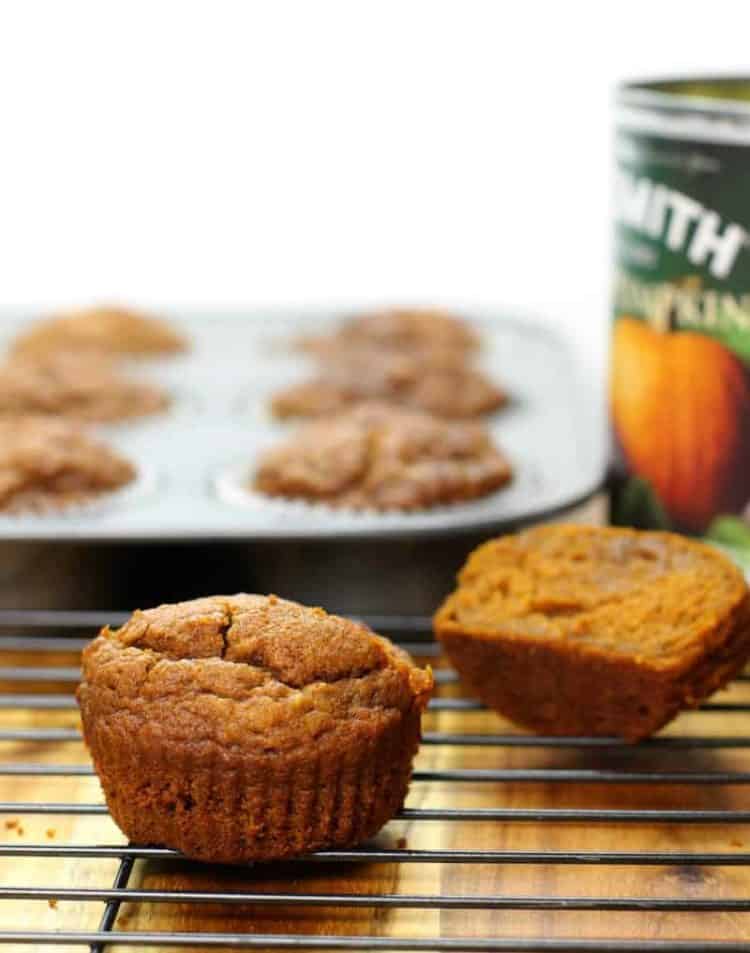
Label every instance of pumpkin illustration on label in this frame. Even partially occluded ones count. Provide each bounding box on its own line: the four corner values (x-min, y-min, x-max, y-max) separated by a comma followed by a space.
610, 316, 750, 533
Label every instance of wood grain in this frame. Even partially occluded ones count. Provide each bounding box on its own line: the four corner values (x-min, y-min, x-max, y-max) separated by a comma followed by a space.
0, 643, 749, 951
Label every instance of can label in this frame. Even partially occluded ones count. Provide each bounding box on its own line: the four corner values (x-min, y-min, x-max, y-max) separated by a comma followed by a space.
611, 123, 750, 556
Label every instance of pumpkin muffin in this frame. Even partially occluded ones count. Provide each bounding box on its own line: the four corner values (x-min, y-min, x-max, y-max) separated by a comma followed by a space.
255, 402, 512, 511
304, 338, 472, 372
77, 594, 433, 863
0, 415, 136, 513
0, 352, 170, 423
434, 525, 750, 741
301, 307, 479, 359
272, 353, 507, 420
11, 305, 186, 359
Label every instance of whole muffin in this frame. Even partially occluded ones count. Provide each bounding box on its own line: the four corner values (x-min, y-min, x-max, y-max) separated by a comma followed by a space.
0, 415, 136, 513
0, 352, 170, 422
256, 402, 512, 510
272, 351, 506, 420
301, 307, 478, 359
11, 305, 186, 359
434, 525, 750, 741
78, 594, 433, 863
303, 339, 472, 372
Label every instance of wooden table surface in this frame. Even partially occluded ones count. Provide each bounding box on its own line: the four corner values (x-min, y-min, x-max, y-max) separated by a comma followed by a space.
0, 622, 749, 951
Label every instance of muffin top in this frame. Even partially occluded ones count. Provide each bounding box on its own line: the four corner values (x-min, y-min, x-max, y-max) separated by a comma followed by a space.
11, 306, 186, 359
0, 352, 170, 422
256, 402, 512, 510
301, 308, 478, 358
272, 354, 506, 420
0, 415, 136, 513
79, 594, 433, 752
303, 339, 471, 372
435, 524, 748, 669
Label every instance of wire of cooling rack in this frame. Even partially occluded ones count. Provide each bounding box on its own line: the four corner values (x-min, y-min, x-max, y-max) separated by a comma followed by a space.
0, 610, 749, 950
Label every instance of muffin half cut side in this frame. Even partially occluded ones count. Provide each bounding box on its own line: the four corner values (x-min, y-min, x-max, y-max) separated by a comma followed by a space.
434, 525, 750, 741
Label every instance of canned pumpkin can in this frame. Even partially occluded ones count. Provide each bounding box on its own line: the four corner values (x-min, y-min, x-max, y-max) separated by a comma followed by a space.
611, 78, 750, 562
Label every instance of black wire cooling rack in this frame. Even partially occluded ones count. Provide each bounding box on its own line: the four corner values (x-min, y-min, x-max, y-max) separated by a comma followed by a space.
1, 609, 750, 949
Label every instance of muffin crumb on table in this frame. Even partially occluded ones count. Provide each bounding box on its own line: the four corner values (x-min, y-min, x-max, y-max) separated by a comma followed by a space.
77, 593, 433, 863
434, 524, 750, 741
255, 401, 512, 511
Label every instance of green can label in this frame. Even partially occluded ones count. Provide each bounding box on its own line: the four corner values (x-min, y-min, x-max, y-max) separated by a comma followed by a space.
611, 103, 750, 559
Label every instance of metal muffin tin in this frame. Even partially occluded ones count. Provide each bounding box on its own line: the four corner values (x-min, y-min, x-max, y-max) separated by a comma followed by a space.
0, 309, 606, 542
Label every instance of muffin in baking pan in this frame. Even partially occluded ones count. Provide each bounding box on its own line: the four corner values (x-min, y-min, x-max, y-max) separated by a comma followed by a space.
255, 402, 512, 511
434, 524, 750, 741
77, 593, 433, 863
0, 351, 170, 423
272, 350, 507, 420
299, 307, 479, 359
0, 415, 137, 514
11, 305, 187, 359
282, 307, 506, 420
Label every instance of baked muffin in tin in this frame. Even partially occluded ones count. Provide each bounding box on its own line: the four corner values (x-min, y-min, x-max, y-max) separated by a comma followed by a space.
0, 415, 136, 513
0, 352, 170, 423
256, 402, 512, 511
11, 305, 187, 359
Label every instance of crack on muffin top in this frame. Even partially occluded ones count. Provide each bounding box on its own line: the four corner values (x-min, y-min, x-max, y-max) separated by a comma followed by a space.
112, 593, 391, 689
79, 594, 433, 753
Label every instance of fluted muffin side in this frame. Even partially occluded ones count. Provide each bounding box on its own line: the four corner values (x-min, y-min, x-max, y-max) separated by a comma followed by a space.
77, 594, 433, 863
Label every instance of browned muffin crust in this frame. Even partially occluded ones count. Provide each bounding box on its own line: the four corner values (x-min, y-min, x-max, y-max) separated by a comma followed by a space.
255, 402, 512, 511
0, 352, 170, 422
300, 307, 479, 358
11, 305, 187, 359
434, 525, 750, 741
272, 352, 506, 420
0, 415, 136, 513
303, 339, 472, 372
78, 594, 433, 863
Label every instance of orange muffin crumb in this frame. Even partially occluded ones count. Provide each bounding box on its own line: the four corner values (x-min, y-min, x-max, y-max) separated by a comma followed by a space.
434, 525, 750, 741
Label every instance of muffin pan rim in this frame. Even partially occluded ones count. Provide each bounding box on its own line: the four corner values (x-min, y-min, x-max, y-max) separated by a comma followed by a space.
0, 308, 607, 541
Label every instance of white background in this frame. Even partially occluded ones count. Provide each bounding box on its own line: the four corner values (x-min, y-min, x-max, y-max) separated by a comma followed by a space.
0, 0, 748, 382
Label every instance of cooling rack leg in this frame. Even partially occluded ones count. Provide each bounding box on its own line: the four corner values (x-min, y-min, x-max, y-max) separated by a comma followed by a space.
89, 855, 134, 953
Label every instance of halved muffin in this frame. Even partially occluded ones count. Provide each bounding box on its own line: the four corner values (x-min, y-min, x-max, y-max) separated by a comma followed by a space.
434, 524, 750, 740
